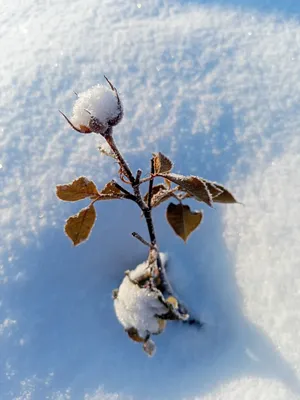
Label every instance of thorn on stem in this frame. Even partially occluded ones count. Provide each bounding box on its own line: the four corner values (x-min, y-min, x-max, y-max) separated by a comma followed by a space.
104, 75, 115, 91
59, 110, 91, 133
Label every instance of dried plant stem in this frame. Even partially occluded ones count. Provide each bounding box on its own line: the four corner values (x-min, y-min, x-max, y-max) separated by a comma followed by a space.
105, 135, 170, 288
106, 135, 135, 185
105, 134, 157, 246
105, 134, 201, 326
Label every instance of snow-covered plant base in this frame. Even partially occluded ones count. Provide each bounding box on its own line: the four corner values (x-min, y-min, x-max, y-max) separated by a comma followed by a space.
57, 77, 238, 356
113, 253, 186, 356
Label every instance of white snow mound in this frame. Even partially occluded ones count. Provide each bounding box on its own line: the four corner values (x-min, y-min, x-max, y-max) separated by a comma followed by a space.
114, 253, 169, 339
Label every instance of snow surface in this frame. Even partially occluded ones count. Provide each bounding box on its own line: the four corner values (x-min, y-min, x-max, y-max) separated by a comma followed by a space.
1, 0, 300, 399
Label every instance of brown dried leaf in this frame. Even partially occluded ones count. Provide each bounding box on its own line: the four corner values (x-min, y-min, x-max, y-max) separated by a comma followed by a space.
178, 179, 237, 204
90, 181, 125, 201
160, 173, 212, 206
178, 192, 192, 200
166, 296, 179, 309
143, 184, 166, 204
207, 182, 238, 203
99, 181, 121, 196
201, 180, 223, 198
153, 152, 173, 174
126, 327, 145, 343
151, 189, 175, 208
65, 204, 96, 246
56, 177, 99, 202
164, 178, 171, 189
166, 203, 203, 242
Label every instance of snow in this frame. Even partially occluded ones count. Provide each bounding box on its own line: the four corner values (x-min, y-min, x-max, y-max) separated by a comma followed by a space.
114, 253, 169, 343
114, 274, 168, 338
1, 0, 300, 399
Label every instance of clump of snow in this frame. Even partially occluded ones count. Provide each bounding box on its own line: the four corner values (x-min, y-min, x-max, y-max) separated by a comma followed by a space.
114, 276, 168, 338
71, 84, 121, 132
128, 253, 168, 282
114, 253, 169, 340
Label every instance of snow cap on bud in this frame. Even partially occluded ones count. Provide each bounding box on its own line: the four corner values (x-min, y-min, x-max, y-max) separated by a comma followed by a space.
60, 77, 123, 135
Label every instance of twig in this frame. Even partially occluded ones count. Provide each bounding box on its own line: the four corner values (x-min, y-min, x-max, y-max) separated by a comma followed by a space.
111, 180, 136, 202
135, 169, 142, 185
132, 232, 155, 249
139, 176, 154, 184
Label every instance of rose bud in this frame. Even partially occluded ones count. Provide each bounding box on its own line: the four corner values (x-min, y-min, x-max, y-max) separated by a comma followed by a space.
60, 76, 123, 136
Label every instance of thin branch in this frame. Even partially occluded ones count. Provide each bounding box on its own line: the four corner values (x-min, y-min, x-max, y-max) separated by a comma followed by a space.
111, 180, 136, 202
143, 209, 156, 245
135, 169, 142, 185
147, 158, 155, 209
106, 135, 135, 185
132, 232, 155, 249
139, 175, 155, 184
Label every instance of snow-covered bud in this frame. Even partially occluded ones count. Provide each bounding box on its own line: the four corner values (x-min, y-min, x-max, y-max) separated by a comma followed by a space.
60, 77, 123, 136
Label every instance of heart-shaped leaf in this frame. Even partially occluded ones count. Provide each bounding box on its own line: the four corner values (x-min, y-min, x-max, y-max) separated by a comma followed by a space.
166, 202, 203, 242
